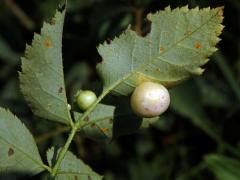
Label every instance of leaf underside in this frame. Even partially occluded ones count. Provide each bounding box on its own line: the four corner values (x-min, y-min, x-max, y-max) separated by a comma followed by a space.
47, 147, 102, 180
97, 6, 224, 95
79, 104, 115, 142
0, 108, 44, 175
19, 6, 71, 124
76, 103, 160, 142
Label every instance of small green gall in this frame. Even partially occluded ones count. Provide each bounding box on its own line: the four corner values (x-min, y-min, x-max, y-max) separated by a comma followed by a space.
77, 90, 97, 111
130, 82, 170, 118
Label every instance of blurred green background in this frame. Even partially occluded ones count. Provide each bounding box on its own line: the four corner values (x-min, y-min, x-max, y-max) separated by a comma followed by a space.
0, 0, 240, 180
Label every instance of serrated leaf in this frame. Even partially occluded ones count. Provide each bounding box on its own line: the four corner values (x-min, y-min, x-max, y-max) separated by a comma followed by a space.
47, 147, 102, 180
205, 154, 240, 180
0, 108, 44, 175
19, 5, 72, 124
97, 6, 224, 95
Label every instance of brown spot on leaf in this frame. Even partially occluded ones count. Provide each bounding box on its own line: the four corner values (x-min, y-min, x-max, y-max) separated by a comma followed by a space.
58, 87, 63, 94
8, 148, 14, 157
159, 47, 165, 53
156, 68, 160, 72
74, 175, 78, 180
91, 123, 96, 128
194, 42, 201, 49
44, 38, 52, 48
88, 176, 92, 180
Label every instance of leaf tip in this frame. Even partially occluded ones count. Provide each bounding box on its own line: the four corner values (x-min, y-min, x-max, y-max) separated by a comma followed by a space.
165, 6, 171, 11
191, 67, 205, 75
180, 5, 189, 12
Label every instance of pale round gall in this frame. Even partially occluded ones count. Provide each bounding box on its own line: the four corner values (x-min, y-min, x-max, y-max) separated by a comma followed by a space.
130, 82, 170, 118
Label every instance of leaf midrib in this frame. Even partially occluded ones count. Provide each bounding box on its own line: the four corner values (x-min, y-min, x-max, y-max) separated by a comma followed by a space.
145, 9, 220, 70
108, 8, 221, 95
127, 9, 221, 86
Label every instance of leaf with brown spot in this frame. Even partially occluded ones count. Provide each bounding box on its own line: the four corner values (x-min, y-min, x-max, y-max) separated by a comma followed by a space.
19, 4, 72, 124
74, 104, 115, 142
97, 6, 224, 95
0, 108, 44, 174
47, 147, 102, 180
58, 87, 63, 93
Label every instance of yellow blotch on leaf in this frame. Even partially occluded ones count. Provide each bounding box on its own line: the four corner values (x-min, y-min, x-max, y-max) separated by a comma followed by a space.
100, 128, 109, 133
194, 42, 201, 49
44, 38, 52, 48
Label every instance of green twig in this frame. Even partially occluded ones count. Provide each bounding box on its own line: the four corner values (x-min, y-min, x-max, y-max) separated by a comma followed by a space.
50, 86, 111, 177
50, 75, 131, 177
51, 125, 78, 176
42, 164, 52, 173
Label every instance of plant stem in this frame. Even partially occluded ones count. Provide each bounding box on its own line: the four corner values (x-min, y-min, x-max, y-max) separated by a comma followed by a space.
51, 125, 78, 177
42, 164, 52, 173
50, 90, 108, 177
50, 76, 130, 177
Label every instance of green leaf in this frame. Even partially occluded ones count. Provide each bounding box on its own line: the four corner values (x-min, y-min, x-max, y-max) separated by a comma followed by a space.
19, 4, 72, 124
47, 147, 102, 180
205, 154, 240, 180
97, 6, 224, 96
76, 102, 159, 142
0, 108, 44, 175
78, 104, 115, 142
